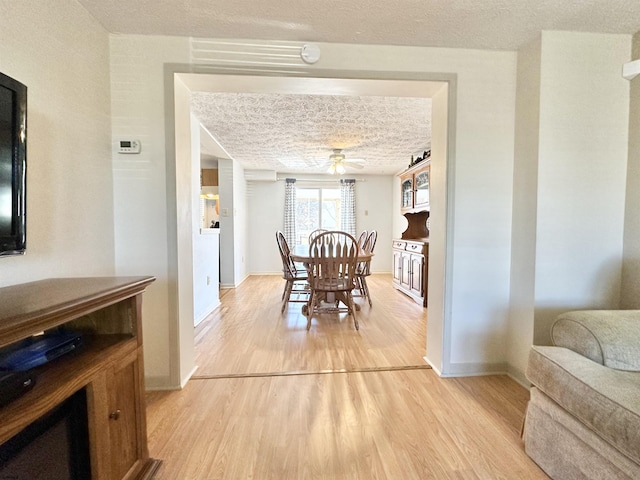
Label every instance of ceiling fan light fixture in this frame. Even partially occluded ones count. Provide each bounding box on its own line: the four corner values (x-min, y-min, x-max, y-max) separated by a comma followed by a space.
325, 148, 363, 174
330, 149, 345, 162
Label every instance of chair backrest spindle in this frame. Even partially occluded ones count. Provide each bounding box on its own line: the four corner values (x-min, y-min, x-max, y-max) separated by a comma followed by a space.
309, 231, 358, 289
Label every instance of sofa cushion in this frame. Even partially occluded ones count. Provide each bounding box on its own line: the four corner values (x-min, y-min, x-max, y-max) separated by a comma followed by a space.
527, 346, 640, 465
552, 310, 640, 371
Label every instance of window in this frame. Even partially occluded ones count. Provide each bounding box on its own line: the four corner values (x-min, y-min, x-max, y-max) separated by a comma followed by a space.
295, 187, 341, 244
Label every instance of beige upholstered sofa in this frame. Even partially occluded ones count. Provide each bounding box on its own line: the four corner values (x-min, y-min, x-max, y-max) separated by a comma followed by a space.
523, 310, 640, 479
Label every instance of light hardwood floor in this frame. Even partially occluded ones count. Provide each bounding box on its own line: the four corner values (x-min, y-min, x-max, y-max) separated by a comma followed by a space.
146, 274, 548, 479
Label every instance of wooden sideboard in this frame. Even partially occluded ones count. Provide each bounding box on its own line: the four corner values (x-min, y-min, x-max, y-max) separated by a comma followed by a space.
0, 277, 160, 480
392, 239, 428, 307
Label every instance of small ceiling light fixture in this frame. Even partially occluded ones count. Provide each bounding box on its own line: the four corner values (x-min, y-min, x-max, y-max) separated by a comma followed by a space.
327, 161, 346, 175
327, 149, 347, 175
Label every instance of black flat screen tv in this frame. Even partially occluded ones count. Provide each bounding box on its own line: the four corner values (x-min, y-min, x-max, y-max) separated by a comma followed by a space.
0, 71, 27, 256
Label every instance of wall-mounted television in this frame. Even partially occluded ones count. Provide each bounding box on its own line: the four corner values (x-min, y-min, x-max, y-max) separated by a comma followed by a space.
0, 71, 27, 256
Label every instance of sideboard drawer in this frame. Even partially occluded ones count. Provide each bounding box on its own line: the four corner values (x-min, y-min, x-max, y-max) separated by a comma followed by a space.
405, 242, 424, 253
393, 241, 406, 250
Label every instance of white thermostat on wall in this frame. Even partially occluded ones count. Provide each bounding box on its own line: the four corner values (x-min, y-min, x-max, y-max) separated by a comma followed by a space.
117, 139, 141, 154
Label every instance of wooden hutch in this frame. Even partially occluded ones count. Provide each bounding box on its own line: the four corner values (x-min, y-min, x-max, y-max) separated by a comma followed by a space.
393, 160, 430, 306
0, 277, 160, 479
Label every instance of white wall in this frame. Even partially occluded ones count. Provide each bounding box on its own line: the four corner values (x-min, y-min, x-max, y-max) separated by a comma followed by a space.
508, 37, 542, 382
355, 175, 394, 271
622, 32, 640, 308
246, 179, 285, 273
424, 83, 450, 374
507, 32, 631, 382
247, 175, 394, 275
172, 76, 197, 385
534, 32, 630, 344
110, 35, 191, 386
217, 158, 236, 287
193, 230, 220, 325
232, 158, 249, 285
0, 3, 114, 286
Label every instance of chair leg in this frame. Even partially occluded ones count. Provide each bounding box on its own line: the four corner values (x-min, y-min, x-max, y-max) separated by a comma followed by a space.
361, 277, 372, 307
347, 293, 358, 330
305, 290, 315, 330
281, 280, 293, 313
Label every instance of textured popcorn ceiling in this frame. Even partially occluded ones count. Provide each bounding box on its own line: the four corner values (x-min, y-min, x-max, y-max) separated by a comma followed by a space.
79, 0, 640, 51
191, 92, 431, 175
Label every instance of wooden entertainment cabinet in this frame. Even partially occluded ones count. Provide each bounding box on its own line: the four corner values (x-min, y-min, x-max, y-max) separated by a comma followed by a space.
0, 277, 160, 479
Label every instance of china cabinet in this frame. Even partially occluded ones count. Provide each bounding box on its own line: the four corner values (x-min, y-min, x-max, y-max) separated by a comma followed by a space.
399, 161, 429, 213
394, 159, 430, 307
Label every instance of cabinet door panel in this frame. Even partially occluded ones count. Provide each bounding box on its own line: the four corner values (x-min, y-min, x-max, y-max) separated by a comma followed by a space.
410, 254, 424, 296
108, 358, 139, 480
392, 250, 403, 284
400, 169, 414, 212
400, 252, 411, 289
414, 168, 430, 209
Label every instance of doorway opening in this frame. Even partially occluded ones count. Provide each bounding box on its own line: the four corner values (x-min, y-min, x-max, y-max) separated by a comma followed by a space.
169, 70, 454, 387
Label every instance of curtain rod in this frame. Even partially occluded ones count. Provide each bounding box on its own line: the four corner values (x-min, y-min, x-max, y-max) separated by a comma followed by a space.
276, 177, 366, 182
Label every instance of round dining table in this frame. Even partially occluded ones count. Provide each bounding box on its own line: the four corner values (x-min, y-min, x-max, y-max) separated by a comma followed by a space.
289, 244, 373, 264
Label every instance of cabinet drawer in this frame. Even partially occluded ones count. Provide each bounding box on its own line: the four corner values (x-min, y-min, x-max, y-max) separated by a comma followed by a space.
393, 241, 406, 250
405, 242, 424, 253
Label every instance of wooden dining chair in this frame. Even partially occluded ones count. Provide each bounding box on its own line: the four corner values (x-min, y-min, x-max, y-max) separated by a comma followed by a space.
306, 230, 359, 330
355, 229, 377, 307
308, 228, 328, 244
357, 230, 368, 250
276, 231, 309, 313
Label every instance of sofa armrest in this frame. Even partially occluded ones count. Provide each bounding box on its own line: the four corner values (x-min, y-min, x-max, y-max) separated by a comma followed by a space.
552, 310, 640, 371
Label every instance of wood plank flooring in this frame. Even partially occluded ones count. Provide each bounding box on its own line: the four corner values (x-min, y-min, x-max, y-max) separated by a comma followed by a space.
146, 274, 548, 479
192, 274, 428, 377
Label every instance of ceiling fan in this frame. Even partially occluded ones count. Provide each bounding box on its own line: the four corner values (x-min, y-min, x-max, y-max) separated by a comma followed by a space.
324, 149, 365, 175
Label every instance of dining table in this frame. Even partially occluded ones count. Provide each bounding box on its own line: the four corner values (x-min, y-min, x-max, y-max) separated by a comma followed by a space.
290, 243, 373, 313
289, 244, 373, 265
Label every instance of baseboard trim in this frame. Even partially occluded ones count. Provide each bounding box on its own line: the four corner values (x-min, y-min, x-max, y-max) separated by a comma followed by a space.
506, 364, 530, 389
194, 299, 221, 326
144, 375, 178, 391
427, 359, 509, 378
423, 355, 442, 375
220, 273, 251, 290
425, 356, 532, 388
181, 365, 198, 388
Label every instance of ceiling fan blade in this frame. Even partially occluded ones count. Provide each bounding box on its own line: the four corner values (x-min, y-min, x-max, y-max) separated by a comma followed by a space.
345, 162, 365, 169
